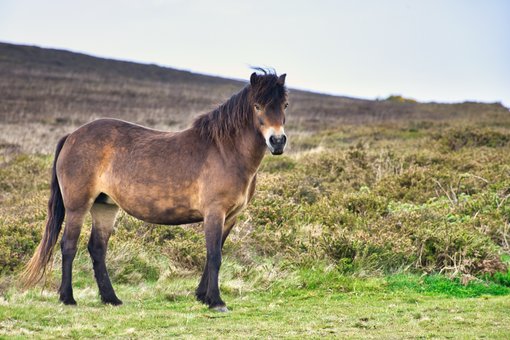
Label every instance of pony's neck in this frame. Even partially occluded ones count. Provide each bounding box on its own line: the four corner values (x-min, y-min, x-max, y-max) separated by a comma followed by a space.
237, 127, 267, 173
217, 125, 266, 176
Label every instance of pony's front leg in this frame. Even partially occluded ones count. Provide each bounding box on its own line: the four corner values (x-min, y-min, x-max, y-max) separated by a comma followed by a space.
200, 211, 227, 311
196, 216, 236, 308
195, 261, 208, 304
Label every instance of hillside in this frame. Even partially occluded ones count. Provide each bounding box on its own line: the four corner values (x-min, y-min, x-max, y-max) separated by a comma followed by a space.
1, 42, 507, 153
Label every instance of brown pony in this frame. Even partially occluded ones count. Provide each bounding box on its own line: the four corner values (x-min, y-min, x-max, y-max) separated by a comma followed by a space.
21, 70, 288, 312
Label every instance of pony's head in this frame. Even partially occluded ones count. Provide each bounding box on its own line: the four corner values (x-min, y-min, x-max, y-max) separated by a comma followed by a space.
249, 70, 288, 155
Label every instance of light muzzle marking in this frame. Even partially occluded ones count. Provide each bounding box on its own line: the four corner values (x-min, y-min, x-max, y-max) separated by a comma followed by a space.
262, 126, 286, 153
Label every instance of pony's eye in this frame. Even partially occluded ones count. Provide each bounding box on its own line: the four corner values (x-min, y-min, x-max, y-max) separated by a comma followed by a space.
284, 103, 289, 109
254, 104, 261, 111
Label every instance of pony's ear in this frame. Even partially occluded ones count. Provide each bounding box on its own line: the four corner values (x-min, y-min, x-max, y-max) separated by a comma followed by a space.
277, 73, 287, 85
250, 72, 259, 86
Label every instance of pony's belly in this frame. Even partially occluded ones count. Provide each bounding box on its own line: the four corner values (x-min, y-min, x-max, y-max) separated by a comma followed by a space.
144, 208, 203, 225
123, 204, 203, 225
105, 190, 203, 226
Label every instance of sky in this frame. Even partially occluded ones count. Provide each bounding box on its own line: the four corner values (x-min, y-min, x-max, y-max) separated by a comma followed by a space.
1, 0, 509, 106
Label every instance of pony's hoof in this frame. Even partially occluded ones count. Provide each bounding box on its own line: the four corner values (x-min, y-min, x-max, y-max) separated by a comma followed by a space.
195, 291, 206, 304
103, 297, 123, 306
60, 297, 77, 305
211, 305, 229, 313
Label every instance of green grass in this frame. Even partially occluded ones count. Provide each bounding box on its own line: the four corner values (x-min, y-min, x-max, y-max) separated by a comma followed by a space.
387, 274, 510, 297
2, 271, 510, 339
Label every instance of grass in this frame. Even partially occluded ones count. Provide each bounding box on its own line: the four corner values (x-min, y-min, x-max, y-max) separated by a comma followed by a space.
2, 269, 510, 338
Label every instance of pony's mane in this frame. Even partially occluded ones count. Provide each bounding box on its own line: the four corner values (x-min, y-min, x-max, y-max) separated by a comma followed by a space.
192, 72, 286, 145
192, 86, 252, 145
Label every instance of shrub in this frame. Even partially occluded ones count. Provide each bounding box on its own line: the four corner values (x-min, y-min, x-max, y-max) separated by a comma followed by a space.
386, 95, 417, 103
1, 121, 510, 280
438, 128, 510, 151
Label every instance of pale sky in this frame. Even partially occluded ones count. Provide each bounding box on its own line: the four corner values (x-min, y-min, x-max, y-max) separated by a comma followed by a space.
1, 0, 509, 106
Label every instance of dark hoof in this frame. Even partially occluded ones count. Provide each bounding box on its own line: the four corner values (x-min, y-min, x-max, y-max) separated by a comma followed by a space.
195, 291, 207, 304
211, 305, 229, 313
60, 296, 77, 305
102, 297, 123, 306
196, 289, 225, 308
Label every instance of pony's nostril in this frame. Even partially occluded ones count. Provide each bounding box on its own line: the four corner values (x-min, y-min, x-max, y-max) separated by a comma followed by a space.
269, 135, 277, 145
281, 135, 287, 144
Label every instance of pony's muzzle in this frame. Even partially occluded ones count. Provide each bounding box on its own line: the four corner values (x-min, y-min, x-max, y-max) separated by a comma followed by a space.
268, 134, 287, 155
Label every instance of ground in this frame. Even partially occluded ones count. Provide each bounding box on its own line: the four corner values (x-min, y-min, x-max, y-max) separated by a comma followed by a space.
2, 273, 509, 339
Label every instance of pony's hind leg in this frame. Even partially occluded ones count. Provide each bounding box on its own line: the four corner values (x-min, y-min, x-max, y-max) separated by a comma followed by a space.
59, 209, 88, 305
88, 202, 122, 305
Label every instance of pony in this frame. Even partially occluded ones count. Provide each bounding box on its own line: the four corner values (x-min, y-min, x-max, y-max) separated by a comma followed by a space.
22, 70, 288, 312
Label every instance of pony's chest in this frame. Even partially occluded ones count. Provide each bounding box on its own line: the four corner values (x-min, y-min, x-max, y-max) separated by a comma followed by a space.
226, 174, 257, 216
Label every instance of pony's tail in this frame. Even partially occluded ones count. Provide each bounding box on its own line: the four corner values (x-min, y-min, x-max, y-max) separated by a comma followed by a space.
21, 135, 69, 289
